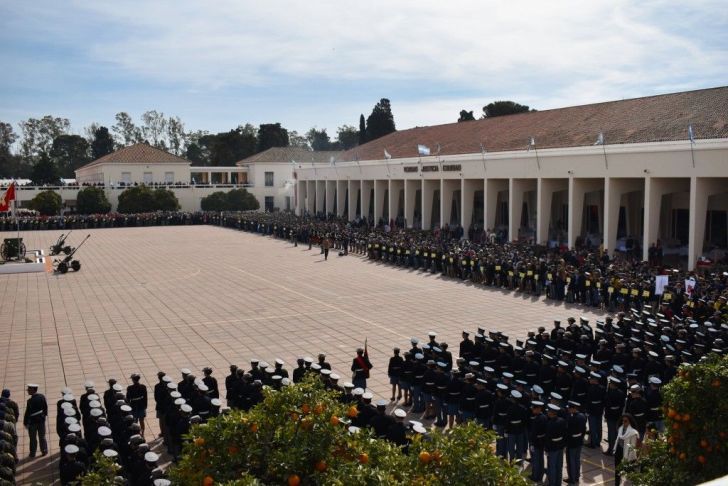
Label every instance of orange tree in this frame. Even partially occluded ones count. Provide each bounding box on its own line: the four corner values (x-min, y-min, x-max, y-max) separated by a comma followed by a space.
622, 353, 728, 485
169, 376, 528, 485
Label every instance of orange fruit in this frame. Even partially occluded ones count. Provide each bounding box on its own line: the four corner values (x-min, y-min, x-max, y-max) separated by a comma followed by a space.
314, 460, 328, 472
667, 409, 677, 419
288, 474, 301, 486
682, 413, 691, 422
347, 406, 359, 418
358, 452, 369, 464
712, 379, 721, 388
227, 446, 239, 455
432, 450, 442, 462
700, 439, 709, 449
194, 437, 205, 447
330, 415, 340, 426
301, 404, 311, 414
203, 476, 214, 486
314, 403, 325, 415
698, 455, 706, 465
250, 423, 258, 433
679, 452, 686, 461
301, 418, 313, 431
672, 423, 680, 430
419, 451, 432, 464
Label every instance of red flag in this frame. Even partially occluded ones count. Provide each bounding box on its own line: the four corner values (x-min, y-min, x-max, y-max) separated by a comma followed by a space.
0, 183, 16, 212
364, 337, 368, 357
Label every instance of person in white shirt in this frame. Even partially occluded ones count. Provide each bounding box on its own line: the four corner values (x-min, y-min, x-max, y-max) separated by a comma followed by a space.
613, 413, 640, 486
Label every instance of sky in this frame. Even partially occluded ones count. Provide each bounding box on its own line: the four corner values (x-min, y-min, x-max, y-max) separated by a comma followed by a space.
1, 0, 727, 140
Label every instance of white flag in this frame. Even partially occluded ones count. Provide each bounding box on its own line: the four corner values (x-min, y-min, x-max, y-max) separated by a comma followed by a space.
417, 144, 430, 156
655, 275, 668, 295
527, 137, 535, 151
435, 143, 441, 155
688, 124, 695, 144
595, 132, 604, 145
384, 149, 392, 160
329, 156, 336, 166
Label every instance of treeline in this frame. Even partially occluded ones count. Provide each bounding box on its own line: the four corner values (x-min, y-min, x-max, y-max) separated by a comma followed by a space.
0, 98, 397, 182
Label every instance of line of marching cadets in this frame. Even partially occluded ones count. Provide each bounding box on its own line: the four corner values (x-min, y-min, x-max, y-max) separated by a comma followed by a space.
383, 311, 724, 486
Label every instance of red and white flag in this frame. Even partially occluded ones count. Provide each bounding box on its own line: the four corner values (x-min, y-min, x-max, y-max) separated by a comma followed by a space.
0, 182, 16, 212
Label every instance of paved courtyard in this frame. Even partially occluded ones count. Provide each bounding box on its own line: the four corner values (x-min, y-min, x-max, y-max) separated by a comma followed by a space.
1, 225, 614, 484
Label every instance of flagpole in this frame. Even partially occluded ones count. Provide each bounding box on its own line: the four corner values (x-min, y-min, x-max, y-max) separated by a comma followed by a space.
480, 142, 487, 174
14, 182, 20, 260
688, 124, 696, 168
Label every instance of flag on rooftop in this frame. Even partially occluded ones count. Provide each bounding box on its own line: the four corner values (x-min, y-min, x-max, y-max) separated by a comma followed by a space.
688, 124, 695, 144
417, 144, 430, 156
384, 149, 392, 160
527, 137, 536, 151
595, 132, 605, 145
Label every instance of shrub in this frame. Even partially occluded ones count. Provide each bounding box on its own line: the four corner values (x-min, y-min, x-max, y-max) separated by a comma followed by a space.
153, 187, 180, 211
622, 353, 728, 485
116, 185, 180, 213
200, 188, 259, 212
28, 190, 62, 215
169, 377, 528, 485
76, 186, 111, 214
79, 451, 122, 485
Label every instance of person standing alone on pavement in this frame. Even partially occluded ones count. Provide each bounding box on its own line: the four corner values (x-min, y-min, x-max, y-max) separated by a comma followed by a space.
23, 384, 48, 458
322, 235, 331, 261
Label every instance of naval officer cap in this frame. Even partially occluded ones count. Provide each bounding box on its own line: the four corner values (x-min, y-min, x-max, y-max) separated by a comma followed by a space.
64, 444, 80, 454
394, 408, 407, 418
144, 452, 159, 463
103, 449, 119, 459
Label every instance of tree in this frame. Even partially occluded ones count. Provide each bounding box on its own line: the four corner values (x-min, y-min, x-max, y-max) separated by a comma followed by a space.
365, 99, 396, 142
358, 114, 367, 145
141, 110, 168, 149
165, 376, 528, 485
0, 122, 20, 178
153, 188, 180, 211
288, 130, 310, 149
18, 115, 71, 160
482, 101, 533, 118
458, 110, 475, 122
226, 188, 259, 210
257, 123, 289, 152
91, 126, 115, 160
621, 354, 727, 486
167, 116, 186, 156
117, 185, 156, 213
83, 122, 100, 146
28, 190, 62, 215
201, 189, 259, 211
336, 125, 359, 150
31, 153, 60, 185
112, 112, 142, 147
210, 128, 258, 166
0, 121, 17, 152
50, 134, 90, 179
306, 127, 332, 151
76, 186, 111, 214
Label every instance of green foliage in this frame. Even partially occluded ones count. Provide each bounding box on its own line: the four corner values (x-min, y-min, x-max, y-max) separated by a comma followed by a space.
365, 99, 396, 142
201, 189, 259, 212
153, 188, 180, 211
458, 110, 475, 122
192, 127, 258, 166
50, 134, 91, 178
306, 127, 332, 151
358, 114, 367, 145
169, 377, 528, 485
257, 123, 290, 153
91, 126, 115, 160
76, 186, 111, 214
482, 101, 533, 118
117, 185, 155, 213
28, 190, 62, 215
623, 354, 728, 485
336, 125, 359, 150
79, 451, 123, 485
31, 153, 60, 185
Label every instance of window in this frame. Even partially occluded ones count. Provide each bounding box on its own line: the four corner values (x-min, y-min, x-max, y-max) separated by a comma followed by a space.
285, 196, 291, 211
121, 172, 131, 184
164, 172, 174, 183
143, 172, 153, 184
265, 172, 274, 187
265, 196, 275, 212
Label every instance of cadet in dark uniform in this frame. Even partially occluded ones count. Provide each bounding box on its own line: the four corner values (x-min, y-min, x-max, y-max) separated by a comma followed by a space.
60, 444, 86, 485
154, 372, 169, 439
202, 368, 220, 399
604, 377, 625, 454
369, 400, 395, 438
585, 372, 605, 449
387, 348, 404, 401
528, 401, 547, 483
351, 347, 373, 390
292, 359, 306, 383
23, 384, 48, 457
126, 374, 148, 437
565, 401, 587, 485
545, 403, 567, 486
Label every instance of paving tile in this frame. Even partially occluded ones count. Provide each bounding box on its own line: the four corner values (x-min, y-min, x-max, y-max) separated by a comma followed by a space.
1, 226, 615, 484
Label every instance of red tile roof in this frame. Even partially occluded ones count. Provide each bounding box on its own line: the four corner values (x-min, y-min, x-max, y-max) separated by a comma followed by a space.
236, 147, 342, 165
77, 143, 191, 170
338, 86, 728, 161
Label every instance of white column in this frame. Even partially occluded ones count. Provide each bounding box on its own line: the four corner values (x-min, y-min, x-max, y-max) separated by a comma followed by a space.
461, 179, 477, 237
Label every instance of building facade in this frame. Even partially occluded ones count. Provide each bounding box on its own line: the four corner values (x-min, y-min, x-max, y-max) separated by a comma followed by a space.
294, 87, 728, 270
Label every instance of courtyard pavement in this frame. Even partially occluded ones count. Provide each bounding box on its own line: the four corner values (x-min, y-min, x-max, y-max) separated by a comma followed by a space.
1, 225, 614, 484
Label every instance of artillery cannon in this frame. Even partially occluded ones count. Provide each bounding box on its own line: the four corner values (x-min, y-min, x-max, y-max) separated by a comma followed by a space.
50, 231, 73, 255
54, 234, 90, 274
1, 238, 25, 261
